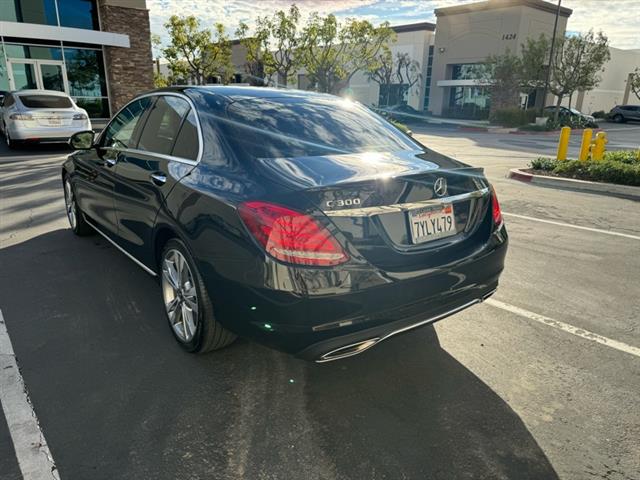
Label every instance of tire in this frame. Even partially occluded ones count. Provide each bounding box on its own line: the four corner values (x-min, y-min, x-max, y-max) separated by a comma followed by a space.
5, 130, 16, 150
63, 175, 93, 236
160, 238, 237, 353
613, 114, 625, 123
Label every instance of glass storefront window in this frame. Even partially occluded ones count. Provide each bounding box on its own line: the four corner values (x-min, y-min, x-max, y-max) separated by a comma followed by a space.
0, 45, 10, 91
0, 0, 99, 30
64, 48, 109, 118
0, 0, 58, 25
445, 86, 490, 120
74, 97, 109, 118
64, 48, 107, 97
451, 64, 482, 80
58, 0, 99, 30
4, 44, 63, 61
3, 41, 110, 118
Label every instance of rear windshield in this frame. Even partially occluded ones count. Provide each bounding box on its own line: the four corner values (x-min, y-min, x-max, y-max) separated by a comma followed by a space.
218, 97, 417, 159
18, 95, 73, 109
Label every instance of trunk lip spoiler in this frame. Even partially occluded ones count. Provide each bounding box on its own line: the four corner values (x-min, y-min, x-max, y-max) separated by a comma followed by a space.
323, 187, 490, 217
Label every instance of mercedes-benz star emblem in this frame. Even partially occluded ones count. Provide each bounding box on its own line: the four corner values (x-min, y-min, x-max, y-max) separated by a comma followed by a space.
433, 177, 448, 197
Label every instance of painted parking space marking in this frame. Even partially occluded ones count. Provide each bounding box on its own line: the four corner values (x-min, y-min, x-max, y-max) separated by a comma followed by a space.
485, 299, 640, 359
502, 212, 640, 241
0, 309, 60, 480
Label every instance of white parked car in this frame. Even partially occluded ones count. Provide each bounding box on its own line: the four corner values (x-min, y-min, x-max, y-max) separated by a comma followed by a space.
0, 90, 92, 149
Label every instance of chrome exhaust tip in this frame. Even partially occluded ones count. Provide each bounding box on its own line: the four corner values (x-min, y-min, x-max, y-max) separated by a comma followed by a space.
316, 338, 380, 363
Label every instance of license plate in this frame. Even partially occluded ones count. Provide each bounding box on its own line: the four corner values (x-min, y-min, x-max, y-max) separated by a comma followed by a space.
408, 204, 456, 244
48, 117, 61, 126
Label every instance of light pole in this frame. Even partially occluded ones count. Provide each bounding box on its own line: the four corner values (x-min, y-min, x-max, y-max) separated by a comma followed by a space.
540, 0, 562, 114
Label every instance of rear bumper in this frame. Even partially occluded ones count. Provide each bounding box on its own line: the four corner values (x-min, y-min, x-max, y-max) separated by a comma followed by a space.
207, 228, 508, 360
300, 286, 497, 362
8, 124, 91, 142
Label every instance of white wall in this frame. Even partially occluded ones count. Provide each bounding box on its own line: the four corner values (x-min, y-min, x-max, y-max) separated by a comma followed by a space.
348, 29, 435, 109
559, 47, 640, 113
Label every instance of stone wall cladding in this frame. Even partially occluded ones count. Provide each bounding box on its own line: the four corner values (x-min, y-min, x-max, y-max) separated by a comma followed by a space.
99, 3, 154, 115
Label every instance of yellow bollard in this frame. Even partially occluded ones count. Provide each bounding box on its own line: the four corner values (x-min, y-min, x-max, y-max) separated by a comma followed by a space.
556, 126, 571, 161
592, 132, 607, 161
578, 128, 593, 161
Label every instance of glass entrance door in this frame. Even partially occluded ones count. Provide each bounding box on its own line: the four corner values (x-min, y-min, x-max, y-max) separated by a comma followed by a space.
9, 62, 39, 90
8, 60, 68, 93
39, 63, 65, 91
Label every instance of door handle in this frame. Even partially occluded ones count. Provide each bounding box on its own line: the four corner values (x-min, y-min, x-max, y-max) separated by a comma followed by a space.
150, 172, 167, 186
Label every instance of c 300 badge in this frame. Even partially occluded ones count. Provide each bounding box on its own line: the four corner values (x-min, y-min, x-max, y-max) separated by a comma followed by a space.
326, 198, 362, 209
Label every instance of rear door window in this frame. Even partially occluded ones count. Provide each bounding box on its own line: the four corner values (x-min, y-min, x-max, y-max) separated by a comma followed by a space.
18, 95, 72, 108
102, 97, 151, 149
137, 96, 190, 156
171, 109, 199, 161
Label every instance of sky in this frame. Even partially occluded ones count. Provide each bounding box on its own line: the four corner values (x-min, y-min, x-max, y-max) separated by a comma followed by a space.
147, 0, 640, 54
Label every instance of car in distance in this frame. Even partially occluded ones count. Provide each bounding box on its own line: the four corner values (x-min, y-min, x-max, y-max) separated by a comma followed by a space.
62, 87, 507, 362
543, 105, 597, 127
1, 90, 91, 149
607, 105, 640, 123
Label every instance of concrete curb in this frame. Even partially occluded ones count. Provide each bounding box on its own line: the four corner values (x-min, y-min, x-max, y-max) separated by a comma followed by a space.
508, 168, 640, 200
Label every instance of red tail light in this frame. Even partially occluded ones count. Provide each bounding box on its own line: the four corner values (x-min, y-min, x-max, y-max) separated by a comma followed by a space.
491, 186, 503, 228
238, 201, 349, 266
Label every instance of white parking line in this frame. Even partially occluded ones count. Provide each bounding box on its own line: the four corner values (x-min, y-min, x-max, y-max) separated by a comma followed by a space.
485, 299, 640, 359
502, 212, 640, 240
0, 310, 60, 480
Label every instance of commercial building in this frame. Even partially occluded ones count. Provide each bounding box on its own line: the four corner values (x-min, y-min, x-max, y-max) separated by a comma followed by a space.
228, 0, 639, 118
0, 0, 154, 118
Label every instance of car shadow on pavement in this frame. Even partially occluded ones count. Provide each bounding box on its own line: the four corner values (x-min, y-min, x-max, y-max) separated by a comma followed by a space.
0, 142, 72, 158
0, 229, 558, 480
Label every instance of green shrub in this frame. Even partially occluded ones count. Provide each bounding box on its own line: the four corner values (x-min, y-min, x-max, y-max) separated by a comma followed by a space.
603, 150, 640, 165
530, 157, 557, 171
489, 108, 537, 127
553, 159, 640, 186
526, 151, 640, 186
592, 110, 606, 118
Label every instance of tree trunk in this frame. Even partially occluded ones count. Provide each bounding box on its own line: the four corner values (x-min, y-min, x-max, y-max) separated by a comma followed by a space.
553, 94, 563, 122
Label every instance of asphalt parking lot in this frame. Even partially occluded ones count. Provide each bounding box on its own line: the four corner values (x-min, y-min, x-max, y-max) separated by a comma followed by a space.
1, 124, 639, 480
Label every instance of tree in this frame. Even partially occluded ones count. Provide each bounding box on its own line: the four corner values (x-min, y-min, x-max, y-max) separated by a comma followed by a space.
395, 52, 422, 96
472, 49, 522, 112
301, 13, 395, 94
519, 34, 551, 104
263, 5, 302, 85
548, 30, 610, 120
163, 15, 233, 85
366, 49, 421, 106
366, 46, 394, 104
630, 67, 640, 101
235, 22, 268, 85
236, 5, 302, 87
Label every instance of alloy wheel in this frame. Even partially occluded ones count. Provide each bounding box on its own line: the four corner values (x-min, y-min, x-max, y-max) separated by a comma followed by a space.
161, 249, 199, 342
64, 179, 77, 230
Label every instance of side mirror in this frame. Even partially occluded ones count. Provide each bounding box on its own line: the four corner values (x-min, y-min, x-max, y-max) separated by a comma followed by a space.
69, 130, 95, 150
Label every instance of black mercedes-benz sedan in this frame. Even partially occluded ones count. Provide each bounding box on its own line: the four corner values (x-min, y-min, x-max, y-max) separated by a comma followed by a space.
62, 86, 507, 362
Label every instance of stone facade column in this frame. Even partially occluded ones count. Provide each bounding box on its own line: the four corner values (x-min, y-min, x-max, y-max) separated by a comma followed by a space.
98, 0, 154, 116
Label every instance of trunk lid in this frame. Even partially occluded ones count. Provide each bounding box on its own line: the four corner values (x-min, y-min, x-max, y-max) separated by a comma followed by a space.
256, 149, 492, 272
29, 109, 76, 127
